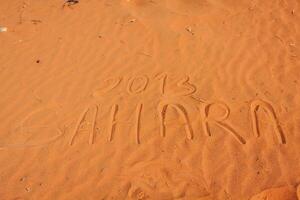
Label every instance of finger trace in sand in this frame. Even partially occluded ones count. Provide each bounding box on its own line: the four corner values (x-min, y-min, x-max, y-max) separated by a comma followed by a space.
108, 104, 118, 141
93, 77, 122, 96
201, 102, 246, 144
0, 128, 65, 149
250, 99, 286, 144
127, 75, 149, 94
0, 106, 66, 149
176, 76, 197, 96
135, 103, 143, 144
69, 107, 90, 146
155, 73, 168, 94
158, 103, 193, 140
89, 105, 99, 145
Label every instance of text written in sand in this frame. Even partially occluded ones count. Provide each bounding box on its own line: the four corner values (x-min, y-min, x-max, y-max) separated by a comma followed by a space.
1, 73, 287, 149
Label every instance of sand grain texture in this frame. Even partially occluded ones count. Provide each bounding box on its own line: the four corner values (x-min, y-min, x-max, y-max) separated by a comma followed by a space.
0, 0, 300, 199
297, 185, 300, 199
250, 186, 297, 200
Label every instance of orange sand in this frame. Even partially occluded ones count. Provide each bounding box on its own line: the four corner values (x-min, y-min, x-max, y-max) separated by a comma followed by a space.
0, 0, 300, 199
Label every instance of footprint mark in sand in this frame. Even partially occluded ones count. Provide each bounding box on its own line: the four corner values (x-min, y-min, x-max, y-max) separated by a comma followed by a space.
158, 103, 193, 140
127, 75, 149, 94
250, 99, 286, 144
201, 102, 246, 144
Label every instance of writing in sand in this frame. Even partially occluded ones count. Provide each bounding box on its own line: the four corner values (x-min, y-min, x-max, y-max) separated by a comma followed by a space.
2, 74, 286, 149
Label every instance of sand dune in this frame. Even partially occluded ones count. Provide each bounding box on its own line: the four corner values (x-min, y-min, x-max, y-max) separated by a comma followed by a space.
0, 0, 299, 199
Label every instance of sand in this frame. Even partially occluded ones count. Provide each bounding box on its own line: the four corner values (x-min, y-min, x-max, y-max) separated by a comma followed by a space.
250, 186, 297, 200
0, 0, 300, 199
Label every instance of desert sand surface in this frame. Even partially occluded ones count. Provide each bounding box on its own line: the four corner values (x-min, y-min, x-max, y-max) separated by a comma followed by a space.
0, 0, 300, 199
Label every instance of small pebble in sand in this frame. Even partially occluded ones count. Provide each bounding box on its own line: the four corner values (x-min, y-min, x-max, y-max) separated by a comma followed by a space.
64, 0, 79, 6
185, 26, 194, 35
31, 20, 42, 25
129, 19, 136, 23
0, 27, 8, 32
292, 9, 295, 15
